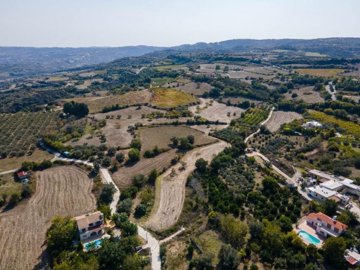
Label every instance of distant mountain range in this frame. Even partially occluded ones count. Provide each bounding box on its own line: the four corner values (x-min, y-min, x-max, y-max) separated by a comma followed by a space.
1, 38, 360, 80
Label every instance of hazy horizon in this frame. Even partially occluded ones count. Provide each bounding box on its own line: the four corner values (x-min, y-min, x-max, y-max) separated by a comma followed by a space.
1, 0, 360, 47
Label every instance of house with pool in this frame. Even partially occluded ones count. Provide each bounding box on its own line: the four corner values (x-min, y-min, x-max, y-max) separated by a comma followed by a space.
75, 211, 110, 252
296, 212, 347, 247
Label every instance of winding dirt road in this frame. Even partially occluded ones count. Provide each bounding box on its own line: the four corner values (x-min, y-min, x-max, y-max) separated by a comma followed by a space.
145, 140, 229, 232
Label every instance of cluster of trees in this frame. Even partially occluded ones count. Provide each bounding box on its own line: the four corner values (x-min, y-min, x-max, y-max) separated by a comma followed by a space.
336, 77, 360, 92
144, 145, 163, 158
63, 101, 89, 118
171, 135, 195, 151
117, 170, 158, 217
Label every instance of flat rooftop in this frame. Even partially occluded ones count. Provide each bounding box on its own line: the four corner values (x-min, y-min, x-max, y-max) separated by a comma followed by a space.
308, 186, 337, 198
320, 180, 344, 191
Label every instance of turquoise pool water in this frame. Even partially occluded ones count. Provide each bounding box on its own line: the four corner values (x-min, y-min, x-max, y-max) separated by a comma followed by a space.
84, 239, 102, 251
298, 230, 321, 245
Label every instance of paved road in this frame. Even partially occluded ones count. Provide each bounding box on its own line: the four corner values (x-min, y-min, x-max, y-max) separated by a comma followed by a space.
100, 168, 120, 215
325, 82, 337, 101
0, 169, 17, 175
137, 226, 161, 270
244, 107, 275, 143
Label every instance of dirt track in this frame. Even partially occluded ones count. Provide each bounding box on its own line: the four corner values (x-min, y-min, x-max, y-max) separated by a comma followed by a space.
145, 141, 228, 231
0, 166, 96, 270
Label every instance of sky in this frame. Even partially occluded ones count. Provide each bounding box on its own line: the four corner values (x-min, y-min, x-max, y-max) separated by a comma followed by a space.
0, 0, 359, 47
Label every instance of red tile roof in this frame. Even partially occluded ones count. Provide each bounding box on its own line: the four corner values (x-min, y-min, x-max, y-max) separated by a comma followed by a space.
345, 255, 358, 265
17, 171, 28, 178
307, 212, 348, 231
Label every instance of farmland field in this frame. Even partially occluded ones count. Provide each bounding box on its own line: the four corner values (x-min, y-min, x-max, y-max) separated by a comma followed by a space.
0, 166, 96, 270
139, 125, 217, 152
0, 111, 59, 159
284, 86, 324, 104
64, 89, 152, 113
150, 88, 197, 109
112, 150, 177, 188
265, 111, 303, 132
162, 80, 213, 96
70, 106, 171, 148
237, 107, 269, 126
307, 110, 360, 137
296, 68, 344, 77
145, 141, 228, 231
189, 98, 244, 124
0, 149, 53, 173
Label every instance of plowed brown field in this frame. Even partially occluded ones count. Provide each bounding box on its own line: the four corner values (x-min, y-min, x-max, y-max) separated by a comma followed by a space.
0, 166, 96, 270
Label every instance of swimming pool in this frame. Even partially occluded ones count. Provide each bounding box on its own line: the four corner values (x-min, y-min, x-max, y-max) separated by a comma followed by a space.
84, 239, 103, 251
298, 230, 321, 245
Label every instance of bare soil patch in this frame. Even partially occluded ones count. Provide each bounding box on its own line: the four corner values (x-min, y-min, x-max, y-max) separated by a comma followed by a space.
69, 106, 170, 148
139, 125, 217, 153
284, 86, 324, 104
221, 97, 262, 106
343, 95, 360, 102
265, 111, 303, 132
145, 141, 228, 231
163, 80, 213, 96
296, 68, 344, 77
64, 89, 152, 113
112, 150, 177, 188
189, 98, 244, 124
190, 124, 228, 135
0, 166, 96, 270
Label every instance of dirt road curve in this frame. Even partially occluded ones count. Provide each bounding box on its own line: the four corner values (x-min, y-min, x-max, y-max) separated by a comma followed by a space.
0, 166, 96, 270
145, 141, 228, 232
244, 107, 274, 143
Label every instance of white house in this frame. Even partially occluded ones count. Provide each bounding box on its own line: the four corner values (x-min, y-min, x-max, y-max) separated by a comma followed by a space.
306, 186, 337, 202
320, 180, 344, 192
345, 249, 360, 266
75, 211, 104, 243
302, 121, 323, 129
306, 212, 347, 238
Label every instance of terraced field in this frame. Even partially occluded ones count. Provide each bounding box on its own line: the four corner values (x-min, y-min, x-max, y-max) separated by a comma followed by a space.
0, 166, 96, 270
237, 107, 270, 126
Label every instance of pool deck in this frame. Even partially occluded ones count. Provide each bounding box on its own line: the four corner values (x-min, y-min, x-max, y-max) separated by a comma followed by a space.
294, 220, 324, 248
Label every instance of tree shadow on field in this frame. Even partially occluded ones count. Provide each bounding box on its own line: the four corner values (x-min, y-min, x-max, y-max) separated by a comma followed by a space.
34, 243, 50, 270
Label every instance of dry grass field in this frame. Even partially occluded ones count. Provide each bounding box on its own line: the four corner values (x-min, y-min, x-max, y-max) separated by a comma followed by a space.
0, 150, 54, 173
112, 150, 177, 188
139, 125, 217, 152
145, 141, 228, 232
0, 166, 96, 270
265, 111, 303, 132
190, 124, 228, 135
221, 97, 262, 106
64, 89, 152, 113
296, 68, 344, 77
284, 86, 324, 104
150, 88, 197, 109
69, 106, 170, 148
189, 98, 244, 124
162, 80, 213, 96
